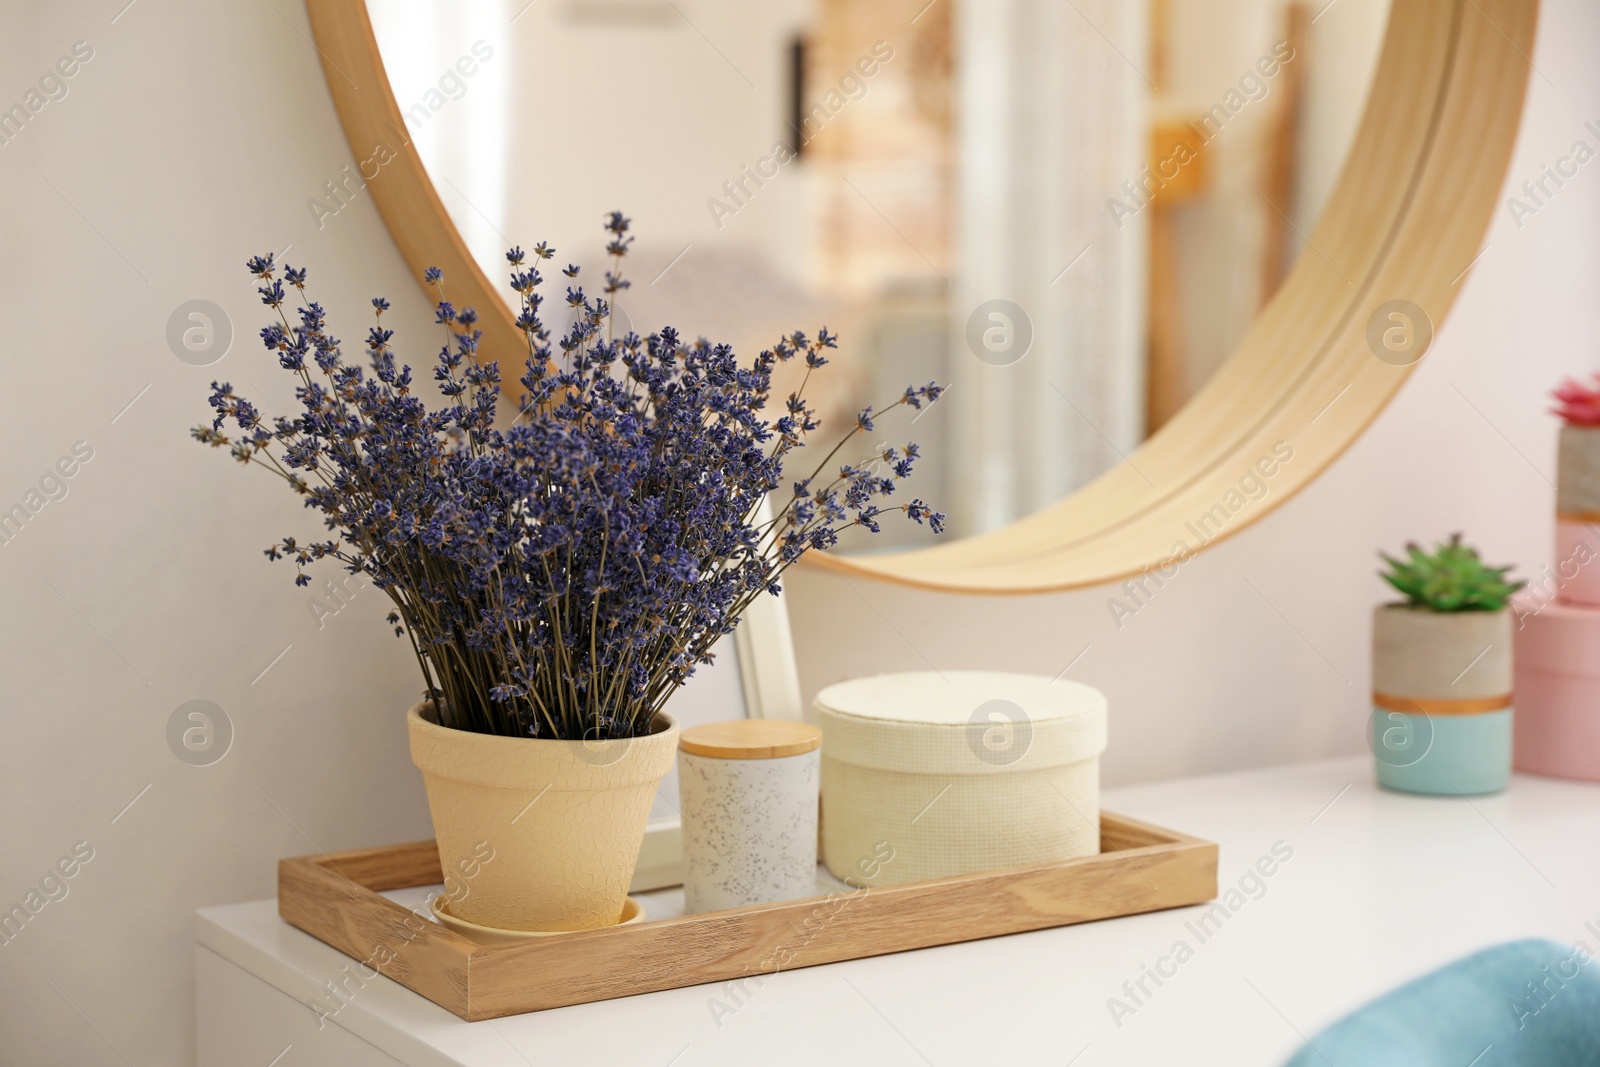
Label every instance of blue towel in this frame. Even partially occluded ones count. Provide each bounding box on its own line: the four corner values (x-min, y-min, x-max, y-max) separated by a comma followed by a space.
1283, 939, 1600, 1066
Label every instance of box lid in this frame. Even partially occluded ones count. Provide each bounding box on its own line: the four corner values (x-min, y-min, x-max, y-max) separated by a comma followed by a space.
815, 671, 1107, 775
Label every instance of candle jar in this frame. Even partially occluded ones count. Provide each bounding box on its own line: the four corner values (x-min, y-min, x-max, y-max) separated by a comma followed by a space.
677, 720, 822, 913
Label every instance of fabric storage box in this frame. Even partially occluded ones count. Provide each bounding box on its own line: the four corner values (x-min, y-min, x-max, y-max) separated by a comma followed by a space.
1513, 595, 1600, 782
814, 671, 1107, 887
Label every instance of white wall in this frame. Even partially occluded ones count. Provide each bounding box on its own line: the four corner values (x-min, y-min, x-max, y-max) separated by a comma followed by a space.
368, 0, 812, 298
0, 4, 439, 1064
0, 2, 1593, 1065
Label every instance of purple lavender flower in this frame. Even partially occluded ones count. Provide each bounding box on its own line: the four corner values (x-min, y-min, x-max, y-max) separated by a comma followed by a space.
197, 215, 943, 739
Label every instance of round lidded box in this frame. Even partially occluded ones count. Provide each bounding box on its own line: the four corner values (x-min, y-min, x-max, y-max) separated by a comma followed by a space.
677, 719, 822, 913
1512, 594, 1600, 782
815, 671, 1107, 887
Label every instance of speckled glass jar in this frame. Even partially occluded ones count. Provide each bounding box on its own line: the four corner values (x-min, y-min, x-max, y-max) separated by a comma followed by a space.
677, 720, 822, 914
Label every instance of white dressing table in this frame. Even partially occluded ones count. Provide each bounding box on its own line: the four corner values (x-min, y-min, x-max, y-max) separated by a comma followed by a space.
195, 756, 1600, 1066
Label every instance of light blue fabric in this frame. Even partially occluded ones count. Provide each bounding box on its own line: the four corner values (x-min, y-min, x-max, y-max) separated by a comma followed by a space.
1370, 707, 1511, 795
1283, 939, 1600, 1066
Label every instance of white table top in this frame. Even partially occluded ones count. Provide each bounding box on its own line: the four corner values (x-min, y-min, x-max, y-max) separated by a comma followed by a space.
195, 756, 1600, 1066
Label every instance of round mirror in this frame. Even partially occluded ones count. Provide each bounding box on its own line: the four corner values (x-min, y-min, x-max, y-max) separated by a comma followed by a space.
309, 0, 1535, 591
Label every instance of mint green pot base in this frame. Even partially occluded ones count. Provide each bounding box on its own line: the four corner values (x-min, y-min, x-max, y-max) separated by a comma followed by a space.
1370, 707, 1512, 795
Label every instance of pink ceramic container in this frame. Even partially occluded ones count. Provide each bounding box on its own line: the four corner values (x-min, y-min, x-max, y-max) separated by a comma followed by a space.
1553, 519, 1600, 607
1512, 593, 1600, 782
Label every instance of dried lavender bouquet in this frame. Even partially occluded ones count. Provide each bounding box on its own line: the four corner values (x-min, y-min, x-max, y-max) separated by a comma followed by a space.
197, 214, 942, 740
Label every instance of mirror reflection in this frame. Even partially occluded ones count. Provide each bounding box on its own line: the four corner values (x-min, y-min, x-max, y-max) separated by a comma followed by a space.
366, 0, 1389, 544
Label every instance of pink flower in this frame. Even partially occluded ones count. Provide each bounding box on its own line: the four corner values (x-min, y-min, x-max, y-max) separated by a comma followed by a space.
1551, 375, 1600, 426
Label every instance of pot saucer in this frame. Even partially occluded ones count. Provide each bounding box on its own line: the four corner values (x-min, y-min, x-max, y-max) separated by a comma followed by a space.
430, 894, 646, 945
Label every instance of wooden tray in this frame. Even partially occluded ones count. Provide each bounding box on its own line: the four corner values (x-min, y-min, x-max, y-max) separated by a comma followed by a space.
278, 812, 1217, 1021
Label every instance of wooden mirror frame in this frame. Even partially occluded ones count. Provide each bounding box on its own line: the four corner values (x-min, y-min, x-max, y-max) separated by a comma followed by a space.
306, 0, 1536, 593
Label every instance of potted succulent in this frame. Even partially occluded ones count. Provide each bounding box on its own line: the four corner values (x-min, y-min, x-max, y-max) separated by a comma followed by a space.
1371, 534, 1524, 795
1551, 375, 1600, 605
196, 214, 943, 932
1509, 376, 1600, 783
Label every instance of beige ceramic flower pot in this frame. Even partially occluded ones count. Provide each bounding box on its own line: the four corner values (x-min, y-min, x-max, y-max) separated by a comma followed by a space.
407, 702, 678, 933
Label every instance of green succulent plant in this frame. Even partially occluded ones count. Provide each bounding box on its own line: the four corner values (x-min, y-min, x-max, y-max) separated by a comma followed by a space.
1379, 533, 1525, 612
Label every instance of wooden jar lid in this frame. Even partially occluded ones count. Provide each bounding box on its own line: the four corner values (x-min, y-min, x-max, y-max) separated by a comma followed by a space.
679, 719, 822, 760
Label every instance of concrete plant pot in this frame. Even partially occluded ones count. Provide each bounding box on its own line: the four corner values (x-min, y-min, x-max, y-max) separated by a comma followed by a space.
1370, 605, 1512, 795
1555, 425, 1600, 606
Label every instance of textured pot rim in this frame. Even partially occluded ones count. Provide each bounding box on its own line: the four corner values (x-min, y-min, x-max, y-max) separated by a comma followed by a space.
1375, 603, 1510, 619
410, 699, 677, 740
408, 701, 679, 789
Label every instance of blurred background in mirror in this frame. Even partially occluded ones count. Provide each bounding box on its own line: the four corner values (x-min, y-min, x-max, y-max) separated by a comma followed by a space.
367, 0, 1389, 545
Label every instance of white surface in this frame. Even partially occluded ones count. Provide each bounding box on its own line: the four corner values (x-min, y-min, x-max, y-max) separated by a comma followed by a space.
196, 757, 1600, 1066
196, 946, 403, 1067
